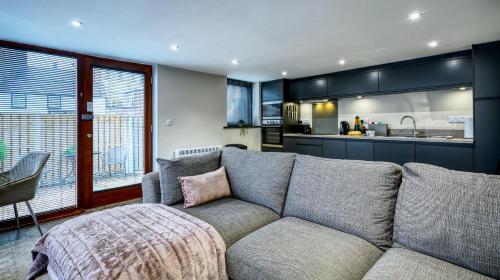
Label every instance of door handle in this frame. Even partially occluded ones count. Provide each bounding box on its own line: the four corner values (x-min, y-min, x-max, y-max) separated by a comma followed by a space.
87, 134, 92, 138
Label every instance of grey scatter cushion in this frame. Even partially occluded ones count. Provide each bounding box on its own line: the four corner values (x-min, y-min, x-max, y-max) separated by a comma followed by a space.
220, 147, 296, 214
156, 150, 221, 205
394, 163, 500, 279
283, 155, 402, 250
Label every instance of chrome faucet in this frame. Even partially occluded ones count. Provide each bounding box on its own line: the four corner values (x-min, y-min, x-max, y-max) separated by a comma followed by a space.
400, 116, 418, 137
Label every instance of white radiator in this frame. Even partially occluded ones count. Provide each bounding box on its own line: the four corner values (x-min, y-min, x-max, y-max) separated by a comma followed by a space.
174, 145, 223, 158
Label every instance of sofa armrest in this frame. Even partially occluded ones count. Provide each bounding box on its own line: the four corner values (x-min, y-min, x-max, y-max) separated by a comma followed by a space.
142, 171, 161, 203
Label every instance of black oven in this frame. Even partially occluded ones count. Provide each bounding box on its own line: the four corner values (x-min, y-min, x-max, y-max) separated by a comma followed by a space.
262, 101, 283, 120
262, 125, 283, 148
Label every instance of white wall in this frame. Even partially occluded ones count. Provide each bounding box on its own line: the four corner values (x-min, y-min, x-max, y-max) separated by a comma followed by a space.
338, 89, 473, 130
299, 103, 313, 125
154, 65, 260, 163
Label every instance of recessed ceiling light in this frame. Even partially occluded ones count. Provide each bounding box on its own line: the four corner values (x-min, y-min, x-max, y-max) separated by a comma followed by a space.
170, 44, 180, 51
428, 41, 439, 48
231, 59, 239, 65
357, 96, 363, 99
408, 11, 422, 21
281, 71, 287, 76
459, 86, 467, 91
339, 59, 346, 65
70, 20, 84, 27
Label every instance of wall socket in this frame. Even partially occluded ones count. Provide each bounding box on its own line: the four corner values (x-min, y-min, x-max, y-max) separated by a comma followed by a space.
165, 119, 173, 126
448, 116, 470, 123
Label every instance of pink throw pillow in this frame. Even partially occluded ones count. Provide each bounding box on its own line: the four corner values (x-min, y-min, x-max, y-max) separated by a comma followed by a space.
180, 166, 231, 208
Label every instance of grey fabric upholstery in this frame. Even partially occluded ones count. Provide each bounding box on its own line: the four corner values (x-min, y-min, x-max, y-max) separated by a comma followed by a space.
283, 155, 402, 250
393, 163, 500, 279
0, 152, 51, 205
141, 171, 161, 203
156, 150, 221, 205
227, 217, 383, 280
220, 147, 296, 214
172, 197, 280, 247
363, 248, 493, 280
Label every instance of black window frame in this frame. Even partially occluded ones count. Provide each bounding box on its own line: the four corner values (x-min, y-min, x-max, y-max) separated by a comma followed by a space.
11, 93, 27, 109
47, 94, 62, 111
226, 78, 253, 127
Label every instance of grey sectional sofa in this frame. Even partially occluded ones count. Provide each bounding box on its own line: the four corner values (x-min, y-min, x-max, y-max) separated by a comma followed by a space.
142, 147, 499, 280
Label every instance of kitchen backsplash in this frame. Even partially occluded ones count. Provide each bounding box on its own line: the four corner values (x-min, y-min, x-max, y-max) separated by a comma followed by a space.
337, 88, 473, 130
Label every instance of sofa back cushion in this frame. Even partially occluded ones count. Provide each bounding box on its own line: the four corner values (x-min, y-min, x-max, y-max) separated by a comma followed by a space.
394, 163, 500, 279
283, 155, 402, 250
156, 150, 221, 205
220, 147, 295, 214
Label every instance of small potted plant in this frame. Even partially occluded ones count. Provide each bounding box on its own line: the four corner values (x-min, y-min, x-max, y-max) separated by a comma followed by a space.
238, 120, 248, 136
0, 139, 5, 171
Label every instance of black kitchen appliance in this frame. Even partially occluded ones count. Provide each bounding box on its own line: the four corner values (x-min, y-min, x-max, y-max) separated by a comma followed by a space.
289, 123, 312, 134
340, 121, 350, 135
262, 101, 283, 120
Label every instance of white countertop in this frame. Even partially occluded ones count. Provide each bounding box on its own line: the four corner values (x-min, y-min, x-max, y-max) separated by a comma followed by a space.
283, 133, 474, 144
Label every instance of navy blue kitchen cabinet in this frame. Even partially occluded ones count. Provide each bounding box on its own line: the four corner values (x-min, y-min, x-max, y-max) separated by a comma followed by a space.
346, 139, 373, 161
379, 55, 472, 93
474, 99, 500, 174
288, 78, 328, 101
415, 143, 474, 172
283, 137, 323, 157
328, 70, 379, 97
323, 138, 346, 159
473, 42, 500, 99
262, 79, 285, 102
374, 141, 415, 166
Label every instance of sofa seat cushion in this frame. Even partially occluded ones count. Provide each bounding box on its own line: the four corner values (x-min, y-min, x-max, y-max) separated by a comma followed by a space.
227, 217, 383, 280
363, 248, 493, 280
172, 197, 280, 247
284, 155, 402, 250
221, 147, 296, 214
394, 163, 500, 278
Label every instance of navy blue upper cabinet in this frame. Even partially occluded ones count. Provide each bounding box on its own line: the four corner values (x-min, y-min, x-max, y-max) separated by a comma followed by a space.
262, 79, 285, 102
379, 56, 472, 92
473, 43, 500, 99
328, 70, 379, 97
288, 78, 327, 101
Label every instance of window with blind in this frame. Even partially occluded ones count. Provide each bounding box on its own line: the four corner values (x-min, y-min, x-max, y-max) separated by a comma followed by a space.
92, 67, 145, 191
0, 46, 77, 222
227, 79, 253, 126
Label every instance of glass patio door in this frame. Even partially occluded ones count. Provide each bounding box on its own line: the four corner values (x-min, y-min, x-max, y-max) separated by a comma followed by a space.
81, 57, 152, 207
0, 46, 78, 222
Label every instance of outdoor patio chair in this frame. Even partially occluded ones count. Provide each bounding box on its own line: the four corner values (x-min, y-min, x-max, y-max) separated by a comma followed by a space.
103, 147, 128, 177
0, 152, 50, 236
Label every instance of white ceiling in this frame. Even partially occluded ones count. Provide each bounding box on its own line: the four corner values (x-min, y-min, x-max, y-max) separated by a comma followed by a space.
1, 0, 500, 82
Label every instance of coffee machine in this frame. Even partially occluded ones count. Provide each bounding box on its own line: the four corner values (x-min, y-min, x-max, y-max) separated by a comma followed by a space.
340, 121, 350, 135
